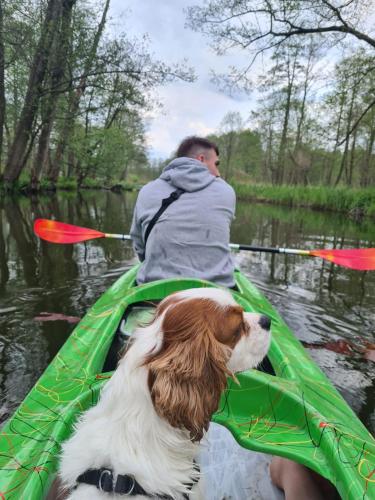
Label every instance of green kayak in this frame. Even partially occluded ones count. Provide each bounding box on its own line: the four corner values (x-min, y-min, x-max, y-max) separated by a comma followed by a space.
0, 265, 374, 499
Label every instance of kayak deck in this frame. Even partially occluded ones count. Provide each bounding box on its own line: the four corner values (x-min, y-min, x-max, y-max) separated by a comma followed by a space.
201, 423, 283, 500
0, 266, 374, 499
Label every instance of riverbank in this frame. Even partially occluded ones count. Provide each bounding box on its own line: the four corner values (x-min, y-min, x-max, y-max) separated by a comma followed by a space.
232, 183, 375, 219
2, 177, 375, 221
0, 176, 142, 194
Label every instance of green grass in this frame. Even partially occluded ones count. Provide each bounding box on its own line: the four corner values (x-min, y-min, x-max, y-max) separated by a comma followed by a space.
0, 176, 142, 193
232, 182, 375, 219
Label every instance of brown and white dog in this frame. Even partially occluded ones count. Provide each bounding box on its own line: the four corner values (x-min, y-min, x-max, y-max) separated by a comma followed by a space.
59, 287, 271, 499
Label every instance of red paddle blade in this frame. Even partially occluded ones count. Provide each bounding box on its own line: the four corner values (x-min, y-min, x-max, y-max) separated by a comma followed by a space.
309, 248, 375, 271
34, 219, 105, 244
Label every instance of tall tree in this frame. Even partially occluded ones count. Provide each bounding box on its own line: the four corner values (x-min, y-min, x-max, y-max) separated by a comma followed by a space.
31, 0, 76, 189
0, 0, 5, 171
218, 111, 244, 179
329, 51, 375, 186
251, 43, 305, 185
3, 0, 63, 186
49, 0, 111, 184
289, 40, 319, 185
322, 90, 346, 186
275, 45, 300, 184
360, 106, 375, 187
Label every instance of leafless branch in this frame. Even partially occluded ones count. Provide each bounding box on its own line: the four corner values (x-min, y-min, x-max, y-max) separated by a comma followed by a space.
337, 97, 375, 145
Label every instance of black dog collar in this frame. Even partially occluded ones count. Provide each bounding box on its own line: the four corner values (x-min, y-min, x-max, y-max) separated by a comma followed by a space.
76, 464, 199, 498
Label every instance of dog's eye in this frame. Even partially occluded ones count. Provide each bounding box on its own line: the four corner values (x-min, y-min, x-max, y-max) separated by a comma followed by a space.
236, 321, 250, 337
234, 323, 243, 337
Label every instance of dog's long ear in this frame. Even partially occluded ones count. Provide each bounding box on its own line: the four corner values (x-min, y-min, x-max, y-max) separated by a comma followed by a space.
144, 298, 242, 442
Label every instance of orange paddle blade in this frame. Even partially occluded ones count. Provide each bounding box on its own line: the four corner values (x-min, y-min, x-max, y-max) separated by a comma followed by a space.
309, 248, 375, 271
34, 219, 105, 244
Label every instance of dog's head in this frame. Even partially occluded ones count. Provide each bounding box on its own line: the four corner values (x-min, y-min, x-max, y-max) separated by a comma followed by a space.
143, 288, 271, 441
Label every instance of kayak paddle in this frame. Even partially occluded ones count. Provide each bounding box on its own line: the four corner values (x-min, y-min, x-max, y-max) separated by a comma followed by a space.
229, 243, 375, 271
34, 219, 375, 271
34, 218, 131, 244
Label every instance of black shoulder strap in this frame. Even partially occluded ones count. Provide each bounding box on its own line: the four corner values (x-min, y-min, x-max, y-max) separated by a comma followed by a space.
144, 188, 185, 247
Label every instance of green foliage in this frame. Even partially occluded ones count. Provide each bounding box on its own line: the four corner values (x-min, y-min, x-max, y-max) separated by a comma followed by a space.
208, 129, 263, 181
366, 202, 375, 218
233, 182, 375, 218
56, 177, 78, 190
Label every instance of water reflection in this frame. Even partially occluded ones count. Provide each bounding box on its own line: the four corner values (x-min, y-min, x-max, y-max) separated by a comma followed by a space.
0, 191, 374, 434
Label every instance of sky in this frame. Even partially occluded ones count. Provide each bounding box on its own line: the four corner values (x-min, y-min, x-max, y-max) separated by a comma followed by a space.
109, 0, 261, 160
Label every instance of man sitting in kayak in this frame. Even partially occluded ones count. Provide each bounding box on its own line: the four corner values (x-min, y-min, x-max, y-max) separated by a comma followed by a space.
130, 136, 236, 288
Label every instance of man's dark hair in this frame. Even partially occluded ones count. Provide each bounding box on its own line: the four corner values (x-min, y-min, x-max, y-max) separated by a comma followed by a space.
176, 136, 219, 158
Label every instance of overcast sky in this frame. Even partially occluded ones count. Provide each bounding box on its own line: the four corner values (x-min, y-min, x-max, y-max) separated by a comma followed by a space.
109, 0, 261, 160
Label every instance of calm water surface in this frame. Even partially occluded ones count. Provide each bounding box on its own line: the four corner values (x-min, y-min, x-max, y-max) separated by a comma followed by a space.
0, 191, 374, 434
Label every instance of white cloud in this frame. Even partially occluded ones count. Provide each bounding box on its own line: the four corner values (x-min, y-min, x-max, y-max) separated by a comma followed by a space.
109, 0, 260, 159
141, 83, 254, 158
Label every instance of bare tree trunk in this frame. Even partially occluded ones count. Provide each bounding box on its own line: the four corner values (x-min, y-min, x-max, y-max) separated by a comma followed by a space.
294, 44, 314, 152
120, 162, 129, 181
276, 85, 292, 184
361, 111, 375, 187
290, 43, 316, 185
48, 89, 74, 182
0, 0, 5, 172
224, 132, 235, 180
276, 55, 297, 185
346, 127, 357, 186
326, 93, 345, 186
67, 150, 75, 178
10, 67, 19, 135
48, 0, 111, 184
0, 203, 9, 292
334, 88, 356, 186
266, 124, 275, 184
3, 0, 63, 186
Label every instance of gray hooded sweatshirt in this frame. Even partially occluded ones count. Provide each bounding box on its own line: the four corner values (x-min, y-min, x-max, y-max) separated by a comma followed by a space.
130, 157, 236, 287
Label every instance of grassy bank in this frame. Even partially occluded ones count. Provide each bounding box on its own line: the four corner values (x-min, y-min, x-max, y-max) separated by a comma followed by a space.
232, 183, 375, 219
0, 175, 142, 194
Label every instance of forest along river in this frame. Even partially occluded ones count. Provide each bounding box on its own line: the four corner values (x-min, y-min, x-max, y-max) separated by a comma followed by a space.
0, 190, 374, 435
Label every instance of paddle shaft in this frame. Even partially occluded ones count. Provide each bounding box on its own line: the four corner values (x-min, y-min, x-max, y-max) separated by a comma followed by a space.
104, 233, 132, 240
229, 244, 310, 255
106, 236, 310, 256
103, 236, 309, 255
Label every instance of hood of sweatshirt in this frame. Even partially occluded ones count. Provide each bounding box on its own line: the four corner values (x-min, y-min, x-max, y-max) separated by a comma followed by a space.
159, 157, 216, 192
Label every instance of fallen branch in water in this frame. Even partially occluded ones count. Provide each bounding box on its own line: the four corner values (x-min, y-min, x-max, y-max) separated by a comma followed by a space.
302, 339, 375, 363
34, 312, 81, 324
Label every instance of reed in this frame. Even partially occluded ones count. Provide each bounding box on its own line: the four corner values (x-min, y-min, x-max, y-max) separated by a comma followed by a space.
232, 183, 375, 218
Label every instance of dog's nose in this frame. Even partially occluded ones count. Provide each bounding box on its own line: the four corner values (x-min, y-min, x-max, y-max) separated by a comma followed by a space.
259, 315, 271, 331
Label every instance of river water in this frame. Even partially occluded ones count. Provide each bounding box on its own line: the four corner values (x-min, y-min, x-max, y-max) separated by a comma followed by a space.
0, 190, 374, 435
